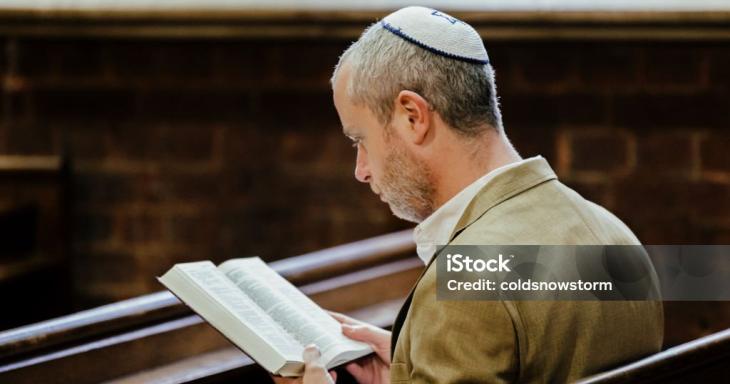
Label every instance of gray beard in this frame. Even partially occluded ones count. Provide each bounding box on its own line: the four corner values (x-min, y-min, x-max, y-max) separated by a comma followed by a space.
379, 140, 435, 223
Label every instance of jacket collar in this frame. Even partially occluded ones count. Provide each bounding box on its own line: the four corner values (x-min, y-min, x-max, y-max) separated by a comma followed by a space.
448, 156, 557, 242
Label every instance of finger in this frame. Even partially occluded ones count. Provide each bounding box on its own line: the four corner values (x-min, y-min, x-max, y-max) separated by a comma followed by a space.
327, 310, 343, 318
328, 311, 358, 325
343, 323, 391, 342
342, 325, 392, 362
345, 362, 366, 383
341, 324, 376, 342
303, 344, 322, 364
341, 324, 364, 341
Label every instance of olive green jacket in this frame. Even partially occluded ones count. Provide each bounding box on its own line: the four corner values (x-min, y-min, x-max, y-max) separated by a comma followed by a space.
390, 157, 663, 383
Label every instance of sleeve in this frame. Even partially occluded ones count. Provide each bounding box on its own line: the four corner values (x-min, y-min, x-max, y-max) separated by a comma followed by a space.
403, 271, 520, 383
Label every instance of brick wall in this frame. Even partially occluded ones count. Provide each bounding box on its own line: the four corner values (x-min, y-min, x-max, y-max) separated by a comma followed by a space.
492, 41, 730, 245
1, 35, 728, 307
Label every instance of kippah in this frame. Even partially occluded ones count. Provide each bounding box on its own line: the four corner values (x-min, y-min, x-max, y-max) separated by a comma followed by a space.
380, 6, 489, 65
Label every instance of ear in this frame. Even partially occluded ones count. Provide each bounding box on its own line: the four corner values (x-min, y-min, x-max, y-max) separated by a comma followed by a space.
395, 90, 431, 145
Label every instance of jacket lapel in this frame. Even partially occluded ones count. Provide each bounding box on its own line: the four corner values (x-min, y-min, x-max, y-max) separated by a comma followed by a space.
389, 157, 558, 356
390, 247, 441, 355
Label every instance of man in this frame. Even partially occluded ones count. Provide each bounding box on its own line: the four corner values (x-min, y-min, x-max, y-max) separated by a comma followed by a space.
277, 6, 663, 383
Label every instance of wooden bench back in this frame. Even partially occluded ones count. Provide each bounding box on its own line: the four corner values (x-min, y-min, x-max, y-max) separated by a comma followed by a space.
576, 326, 730, 383
0, 229, 419, 383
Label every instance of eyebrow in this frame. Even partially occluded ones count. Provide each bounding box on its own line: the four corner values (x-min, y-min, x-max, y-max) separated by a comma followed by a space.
342, 126, 360, 140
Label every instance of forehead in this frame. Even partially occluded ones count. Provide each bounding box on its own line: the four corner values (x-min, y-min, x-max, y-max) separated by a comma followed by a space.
332, 61, 384, 139
332, 61, 351, 100
333, 63, 358, 135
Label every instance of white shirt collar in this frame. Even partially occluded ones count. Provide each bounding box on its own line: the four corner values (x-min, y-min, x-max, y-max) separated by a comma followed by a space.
413, 156, 540, 264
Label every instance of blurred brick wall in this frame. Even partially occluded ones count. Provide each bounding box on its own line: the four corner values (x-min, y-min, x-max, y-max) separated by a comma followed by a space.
0, 36, 728, 306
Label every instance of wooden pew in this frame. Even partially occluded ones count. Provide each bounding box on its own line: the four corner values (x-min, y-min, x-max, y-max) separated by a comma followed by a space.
0, 229, 421, 383
4, 226, 729, 383
576, 326, 730, 383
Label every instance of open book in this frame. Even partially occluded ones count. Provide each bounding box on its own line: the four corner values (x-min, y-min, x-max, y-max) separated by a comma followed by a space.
158, 257, 373, 377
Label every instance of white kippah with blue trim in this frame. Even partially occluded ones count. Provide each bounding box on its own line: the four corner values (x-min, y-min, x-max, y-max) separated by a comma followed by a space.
380, 6, 489, 65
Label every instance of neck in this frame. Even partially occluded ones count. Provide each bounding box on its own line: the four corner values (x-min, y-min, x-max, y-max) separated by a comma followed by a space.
430, 130, 521, 210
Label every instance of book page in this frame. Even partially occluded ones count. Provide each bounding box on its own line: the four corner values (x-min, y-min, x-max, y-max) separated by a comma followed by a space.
220, 258, 369, 356
177, 262, 303, 358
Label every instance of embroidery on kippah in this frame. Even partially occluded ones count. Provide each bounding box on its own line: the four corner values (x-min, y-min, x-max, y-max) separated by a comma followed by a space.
380, 21, 489, 65
430, 10, 465, 26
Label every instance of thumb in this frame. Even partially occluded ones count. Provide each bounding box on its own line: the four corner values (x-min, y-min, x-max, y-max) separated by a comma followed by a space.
302, 344, 322, 365
302, 344, 330, 382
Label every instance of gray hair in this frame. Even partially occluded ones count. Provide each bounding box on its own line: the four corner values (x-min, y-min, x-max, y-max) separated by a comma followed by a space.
331, 22, 503, 137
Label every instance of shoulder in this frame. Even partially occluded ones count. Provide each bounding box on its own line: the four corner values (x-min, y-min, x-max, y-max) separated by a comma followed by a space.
455, 179, 640, 245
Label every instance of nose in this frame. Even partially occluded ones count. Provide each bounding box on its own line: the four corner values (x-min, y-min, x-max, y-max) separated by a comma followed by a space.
354, 147, 371, 183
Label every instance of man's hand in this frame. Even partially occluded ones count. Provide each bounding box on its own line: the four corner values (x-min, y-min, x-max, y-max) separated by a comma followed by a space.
271, 345, 337, 384
329, 312, 391, 384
